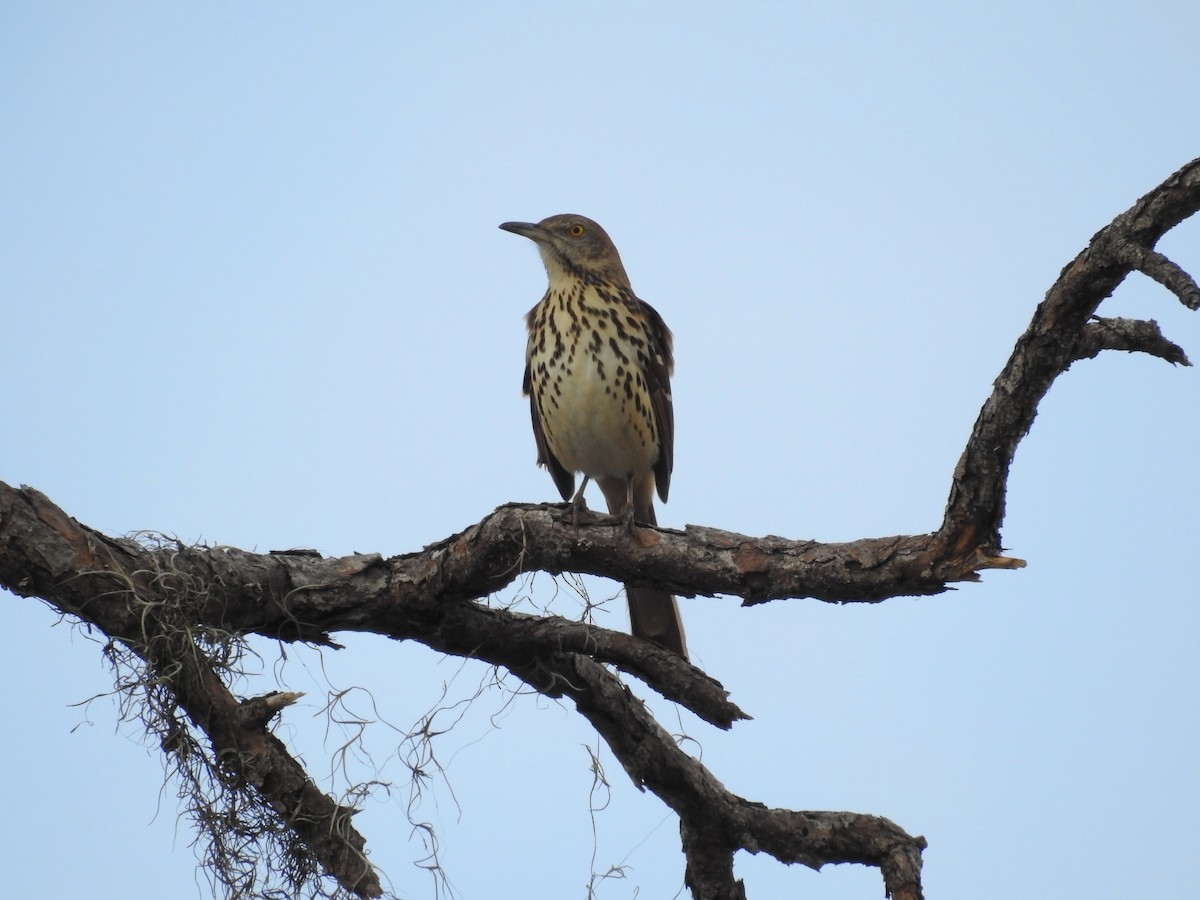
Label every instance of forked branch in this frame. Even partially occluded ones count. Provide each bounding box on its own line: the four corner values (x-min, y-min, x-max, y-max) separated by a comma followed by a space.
2, 156, 1199, 898
939, 156, 1200, 558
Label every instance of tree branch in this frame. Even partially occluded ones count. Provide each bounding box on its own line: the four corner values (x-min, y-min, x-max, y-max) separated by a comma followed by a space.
3, 155, 1199, 898
1114, 242, 1200, 310
1073, 316, 1190, 365
939, 156, 1200, 557
0, 486, 381, 898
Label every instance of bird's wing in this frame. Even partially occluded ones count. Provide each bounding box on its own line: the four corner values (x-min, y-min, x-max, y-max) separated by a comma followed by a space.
641, 298, 674, 504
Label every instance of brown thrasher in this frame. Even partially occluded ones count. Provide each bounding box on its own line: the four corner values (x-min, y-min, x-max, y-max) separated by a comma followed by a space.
500, 214, 687, 658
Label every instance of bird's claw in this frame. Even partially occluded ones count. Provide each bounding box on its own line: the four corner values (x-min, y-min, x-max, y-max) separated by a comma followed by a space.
617, 503, 638, 535
570, 494, 590, 526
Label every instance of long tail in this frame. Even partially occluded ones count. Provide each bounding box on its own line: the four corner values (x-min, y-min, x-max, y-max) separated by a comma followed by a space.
599, 475, 688, 660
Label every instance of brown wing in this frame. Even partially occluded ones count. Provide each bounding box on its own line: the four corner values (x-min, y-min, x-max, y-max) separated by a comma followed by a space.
639, 297, 674, 504
524, 312, 576, 502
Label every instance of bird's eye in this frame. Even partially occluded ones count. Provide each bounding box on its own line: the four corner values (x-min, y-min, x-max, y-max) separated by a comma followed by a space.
569, 224, 585, 237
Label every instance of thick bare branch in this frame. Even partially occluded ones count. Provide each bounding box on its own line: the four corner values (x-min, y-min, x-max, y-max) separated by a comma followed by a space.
0, 482, 924, 895
940, 157, 1200, 556
4, 156, 1199, 899
566, 655, 925, 899
0, 485, 382, 899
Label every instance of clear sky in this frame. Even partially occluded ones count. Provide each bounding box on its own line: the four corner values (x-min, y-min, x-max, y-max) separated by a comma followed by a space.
3, 3, 1197, 898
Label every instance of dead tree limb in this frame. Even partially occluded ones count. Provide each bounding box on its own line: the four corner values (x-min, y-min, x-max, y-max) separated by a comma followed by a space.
2, 156, 1198, 898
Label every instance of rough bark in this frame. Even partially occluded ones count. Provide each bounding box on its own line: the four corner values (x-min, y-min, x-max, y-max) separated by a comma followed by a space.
2, 156, 1198, 898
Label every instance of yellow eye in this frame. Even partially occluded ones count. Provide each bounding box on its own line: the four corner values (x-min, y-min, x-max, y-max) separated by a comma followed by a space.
569, 224, 585, 237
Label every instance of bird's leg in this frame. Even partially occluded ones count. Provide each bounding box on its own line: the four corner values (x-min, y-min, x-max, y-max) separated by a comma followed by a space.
570, 476, 591, 526
619, 473, 638, 534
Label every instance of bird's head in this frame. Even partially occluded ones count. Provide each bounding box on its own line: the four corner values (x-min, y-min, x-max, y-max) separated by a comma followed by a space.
500, 214, 630, 286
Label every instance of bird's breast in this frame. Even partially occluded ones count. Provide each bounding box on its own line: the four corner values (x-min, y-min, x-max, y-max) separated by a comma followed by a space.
527, 288, 660, 479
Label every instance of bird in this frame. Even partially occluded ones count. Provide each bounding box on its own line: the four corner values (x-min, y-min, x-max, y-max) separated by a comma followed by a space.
500, 214, 688, 659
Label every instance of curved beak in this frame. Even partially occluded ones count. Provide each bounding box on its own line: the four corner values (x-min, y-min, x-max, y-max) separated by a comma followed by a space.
499, 221, 550, 244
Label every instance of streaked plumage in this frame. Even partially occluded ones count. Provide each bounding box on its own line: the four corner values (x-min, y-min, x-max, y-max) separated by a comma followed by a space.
501, 214, 687, 658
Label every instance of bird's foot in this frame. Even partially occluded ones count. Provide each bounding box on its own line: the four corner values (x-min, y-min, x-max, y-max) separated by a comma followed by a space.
616, 502, 638, 536
569, 493, 591, 526
569, 477, 592, 526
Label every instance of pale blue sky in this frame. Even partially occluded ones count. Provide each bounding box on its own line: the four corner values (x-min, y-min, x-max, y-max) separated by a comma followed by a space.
3, 4, 1197, 898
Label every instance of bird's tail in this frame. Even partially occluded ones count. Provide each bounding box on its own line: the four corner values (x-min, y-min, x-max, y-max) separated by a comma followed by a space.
600, 475, 688, 660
